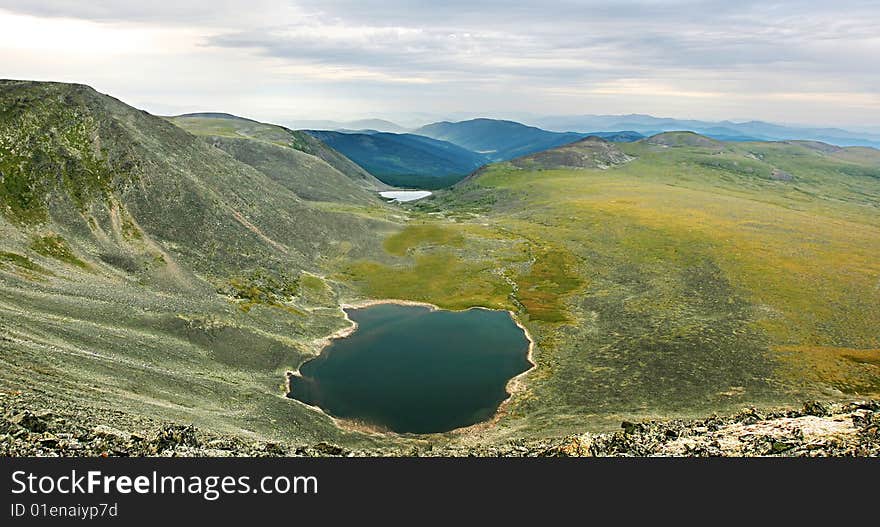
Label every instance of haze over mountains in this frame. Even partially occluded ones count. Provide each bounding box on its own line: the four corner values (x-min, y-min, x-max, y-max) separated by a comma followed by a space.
286, 114, 880, 149
413, 119, 588, 161
167, 110, 880, 191
299, 119, 647, 187
297, 115, 880, 147
287, 118, 409, 134
278, 115, 880, 189
304, 130, 486, 189
528, 114, 880, 147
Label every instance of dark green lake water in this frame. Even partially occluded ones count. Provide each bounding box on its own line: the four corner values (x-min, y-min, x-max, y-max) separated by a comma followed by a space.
287, 303, 532, 434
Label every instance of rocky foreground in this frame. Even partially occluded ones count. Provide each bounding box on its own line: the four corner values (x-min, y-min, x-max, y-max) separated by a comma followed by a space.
1, 391, 878, 457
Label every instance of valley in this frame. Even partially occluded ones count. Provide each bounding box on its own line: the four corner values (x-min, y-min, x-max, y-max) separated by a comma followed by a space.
1, 80, 879, 452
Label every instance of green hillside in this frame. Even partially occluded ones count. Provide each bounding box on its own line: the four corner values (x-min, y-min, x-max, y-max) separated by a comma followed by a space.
305, 130, 488, 189
0, 80, 397, 445
508, 136, 634, 170
168, 113, 386, 190
414, 118, 587, 161
2, 81, 879, 447
641, 130, 725, 150
344, 136, 880, 436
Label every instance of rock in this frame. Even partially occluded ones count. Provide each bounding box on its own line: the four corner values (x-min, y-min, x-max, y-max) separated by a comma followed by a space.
852, 410, 876, 429
771, 441, 795, 454
770, 168, 794, 181
153, 425, 199, 453
11, 427, 29, 439
558, 435, 592, 456
92, 425, 130, 441
312, 442, 346, 456
263, 442, 287, 455
9, 410, 50, 433
803, 401, 829, 417
2, 393, 878, 457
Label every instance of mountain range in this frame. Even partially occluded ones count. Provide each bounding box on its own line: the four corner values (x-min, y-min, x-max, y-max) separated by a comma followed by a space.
2, 80, 879, 452
283, 114, 880, 149
286, 118, 408, 134
300, 119, 647, 188
528, 114, 880, 147
304, 130, 486, 189
292, 115, 880, 189
413, 118, 589, 161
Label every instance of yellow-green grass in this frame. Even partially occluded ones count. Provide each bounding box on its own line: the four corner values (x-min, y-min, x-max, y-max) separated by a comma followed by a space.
29, 234, 89, 269
383, 224, 465, 256
776, 345, 880, 397
167, 116, 291, 147
0, 251, 52, 279
342, 251, 514, 311
334, 145, 880, 432
514, 247, 582, 322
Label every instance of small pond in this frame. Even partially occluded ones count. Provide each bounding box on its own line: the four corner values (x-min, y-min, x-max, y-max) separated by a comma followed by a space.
287, 303, 532, 434
379, 190, 433, 202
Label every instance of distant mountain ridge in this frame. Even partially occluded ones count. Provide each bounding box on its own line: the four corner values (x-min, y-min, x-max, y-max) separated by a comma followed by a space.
300, 119, 649, 188
282, 112, 879, 149
507, 136, 634, 171
306, 130, 488, 189
413, 118, 588, 161
287, 118, 408, 134
529, 114, 880, 148
175, 112, 257, 122
296, 115, 880, 191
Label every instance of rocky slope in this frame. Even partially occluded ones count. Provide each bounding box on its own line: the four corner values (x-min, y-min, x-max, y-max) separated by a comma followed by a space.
641, 131, 724, 150
3, 390, 876, 456
509, 136, 634, 170
0, 80, 398, 445
3, 81, 880, 454
168, 113, 387, 190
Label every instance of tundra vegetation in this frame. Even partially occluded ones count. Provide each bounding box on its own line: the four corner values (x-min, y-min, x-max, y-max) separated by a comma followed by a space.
1, 81, 878, 451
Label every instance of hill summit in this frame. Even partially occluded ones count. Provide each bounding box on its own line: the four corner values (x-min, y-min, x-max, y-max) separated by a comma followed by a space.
509, 136, 634, 170
641, 131, 724, 149
414, 118, 586, 161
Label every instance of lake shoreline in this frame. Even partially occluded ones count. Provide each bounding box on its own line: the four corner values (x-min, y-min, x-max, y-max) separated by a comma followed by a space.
379, 190, 433, 202
284, 298, 536, 437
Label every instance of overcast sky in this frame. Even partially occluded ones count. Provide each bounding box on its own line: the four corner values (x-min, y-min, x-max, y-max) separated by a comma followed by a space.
1, 1, 878, 127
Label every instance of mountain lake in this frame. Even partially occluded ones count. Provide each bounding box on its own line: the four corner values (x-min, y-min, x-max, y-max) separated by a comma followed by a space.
287, 303, 532, 434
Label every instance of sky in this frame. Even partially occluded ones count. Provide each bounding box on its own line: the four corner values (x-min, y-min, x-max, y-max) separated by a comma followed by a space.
1, 0, 878, 128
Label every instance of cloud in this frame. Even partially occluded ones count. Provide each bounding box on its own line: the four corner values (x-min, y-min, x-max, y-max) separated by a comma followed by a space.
0, 0, 273, 23
0, 1, 878, 125
202, 1, 880, 84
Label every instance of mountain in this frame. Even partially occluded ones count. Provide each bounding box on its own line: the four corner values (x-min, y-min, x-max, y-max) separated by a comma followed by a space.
287, 118, 407, 133
414, 118, 587, 161
305, 130, 488, 189
303, 119, 641, 188
641, 131, 725, 150
168, 113, 386, 190
0, 80, 397, 442
530, 114, 880, 148
507, 136, 634, 170
588, 131, 644, 142
4, 80, 880, 453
